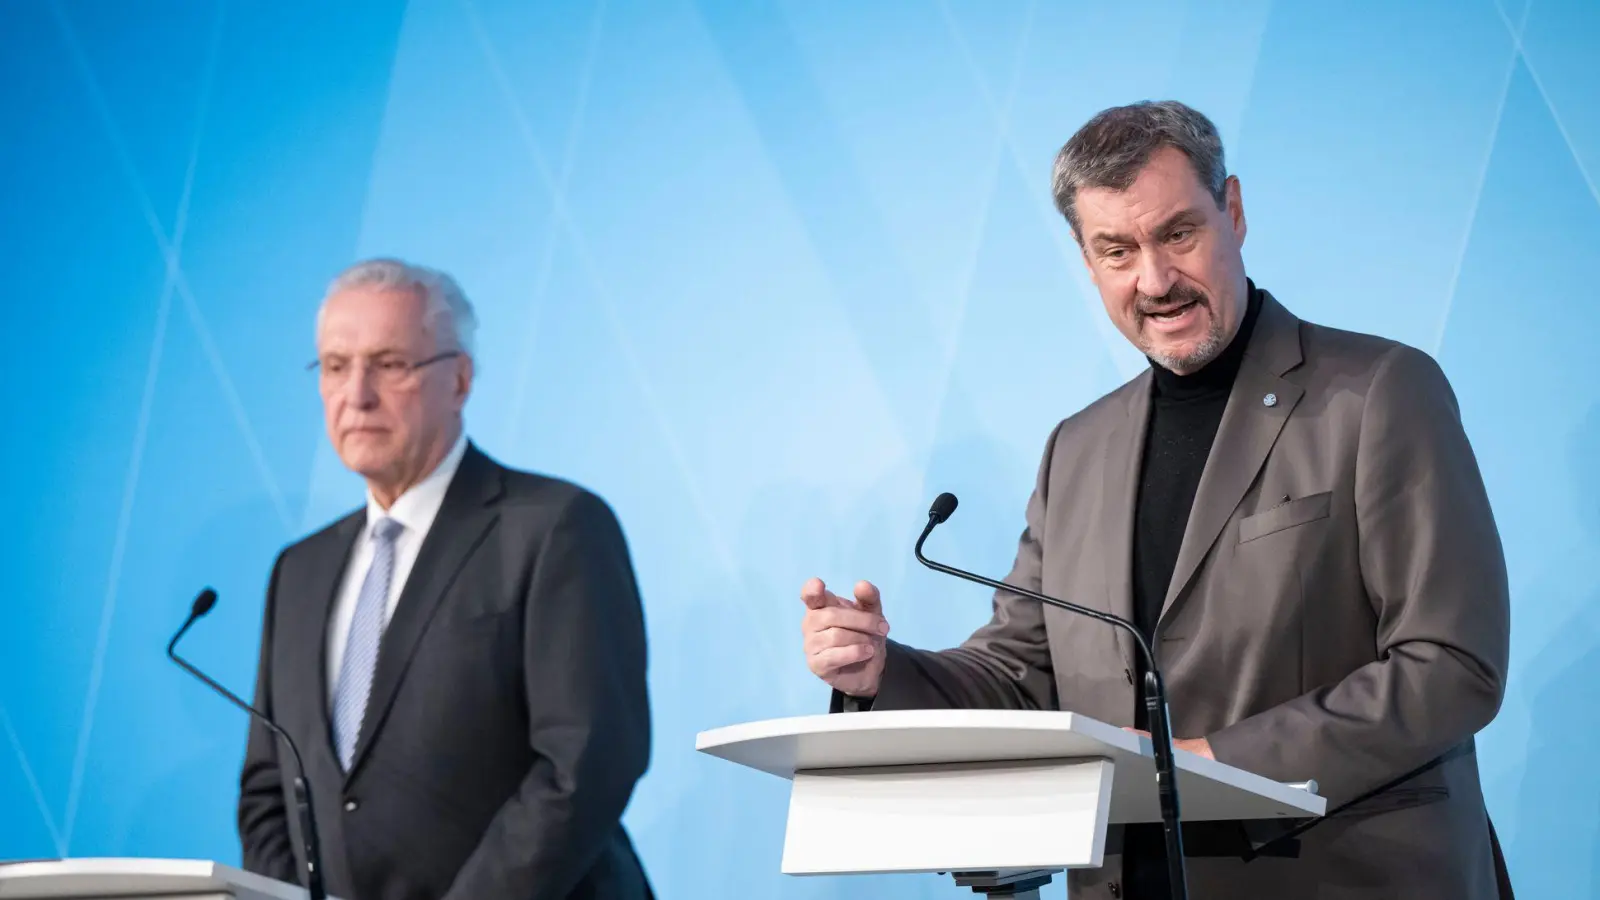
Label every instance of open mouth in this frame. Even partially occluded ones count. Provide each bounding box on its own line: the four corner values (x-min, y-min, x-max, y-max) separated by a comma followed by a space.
1145, 299, 1200, 322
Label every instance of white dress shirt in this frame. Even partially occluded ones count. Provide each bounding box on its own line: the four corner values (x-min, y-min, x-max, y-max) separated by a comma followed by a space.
326, 433, 469, 702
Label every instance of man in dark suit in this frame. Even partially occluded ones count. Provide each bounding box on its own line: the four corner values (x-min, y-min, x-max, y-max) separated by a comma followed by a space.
239, 258, 653, 900
798, 102, 1513, 898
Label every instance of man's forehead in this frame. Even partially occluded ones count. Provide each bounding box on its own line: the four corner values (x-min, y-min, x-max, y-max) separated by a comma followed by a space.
1080, 193, 1198, 240
325, 283, 426, 313
318, 286, 430, 345
1079, 150, 1207, 216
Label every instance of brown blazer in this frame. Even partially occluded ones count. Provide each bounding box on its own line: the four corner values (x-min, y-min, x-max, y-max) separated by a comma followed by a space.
869, 292, 1511, 899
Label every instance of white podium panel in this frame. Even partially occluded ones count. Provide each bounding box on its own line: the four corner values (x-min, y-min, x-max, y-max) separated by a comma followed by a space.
785, 757, 1114, 875
697, 709, 1325, 879
0, 858, 319, 900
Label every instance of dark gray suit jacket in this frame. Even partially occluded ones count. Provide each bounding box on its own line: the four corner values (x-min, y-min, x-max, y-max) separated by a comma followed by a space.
239, 444, 652, 900
862, 293, 1512, 899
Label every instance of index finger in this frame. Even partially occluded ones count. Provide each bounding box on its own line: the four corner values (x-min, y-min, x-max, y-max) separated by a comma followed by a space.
853, 580, 882, 614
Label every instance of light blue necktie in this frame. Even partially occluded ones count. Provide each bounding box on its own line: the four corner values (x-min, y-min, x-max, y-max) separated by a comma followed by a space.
332, 516, 403, 770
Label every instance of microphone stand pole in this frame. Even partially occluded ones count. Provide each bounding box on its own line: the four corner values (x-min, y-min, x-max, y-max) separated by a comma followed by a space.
168, 591, 328, 900
914, 514, 1189, 900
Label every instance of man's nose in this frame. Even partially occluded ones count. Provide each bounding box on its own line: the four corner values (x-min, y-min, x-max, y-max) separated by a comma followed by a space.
342, 365, 380, 408
1134, 245, 1178, 300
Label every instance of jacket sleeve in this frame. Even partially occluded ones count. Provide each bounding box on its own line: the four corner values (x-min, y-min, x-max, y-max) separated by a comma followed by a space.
847, 421, 1065, 713
1206, 344, 1510, 805
442, 490, 651, 900
237, 551, 300, 884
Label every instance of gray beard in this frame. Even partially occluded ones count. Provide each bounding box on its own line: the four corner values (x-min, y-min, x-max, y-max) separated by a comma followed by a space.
1143, 314, 1228, 375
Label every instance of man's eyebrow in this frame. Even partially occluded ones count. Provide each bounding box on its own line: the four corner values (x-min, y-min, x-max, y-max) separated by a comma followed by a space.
1087, 208, 1205, 249
316, 346, 410, 359
1087, 228, 1134, 248
1154, 208, 1204, 234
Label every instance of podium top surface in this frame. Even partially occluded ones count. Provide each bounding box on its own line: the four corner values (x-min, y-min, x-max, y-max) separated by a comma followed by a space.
698, 708, 1142, 774
697, 709, 1326, 822
0, 858, 317, 900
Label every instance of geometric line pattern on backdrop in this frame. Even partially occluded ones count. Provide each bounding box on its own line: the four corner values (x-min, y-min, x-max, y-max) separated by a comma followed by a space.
2, 702, 65, 856
1491, 0, 1600, 212
936, 0, 1146, 383
457, 0, 794, 677
47, 0, 294, 535
504, 0, 610, 444
922, 0, 1040, 472
47, 0, 244, 851
691, 5, 940, 454
1433, 0, 1533, 356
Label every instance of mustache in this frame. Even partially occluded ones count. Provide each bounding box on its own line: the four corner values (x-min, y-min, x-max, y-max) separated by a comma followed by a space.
1135, 285, 1209, 316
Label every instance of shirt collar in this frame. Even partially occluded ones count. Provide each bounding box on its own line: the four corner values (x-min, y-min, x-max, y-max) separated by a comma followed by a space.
364, 432, 469, 538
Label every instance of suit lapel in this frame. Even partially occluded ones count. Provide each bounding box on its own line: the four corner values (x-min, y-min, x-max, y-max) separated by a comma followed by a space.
1100, 371, 1151, 672
295, 512, 364, 765
1159, 293, 1305, 624
345, 444, 505, 779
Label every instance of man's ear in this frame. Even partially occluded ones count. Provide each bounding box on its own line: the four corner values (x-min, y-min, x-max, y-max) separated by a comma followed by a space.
454, 355, 475, 409
1225, 175, 1246, 245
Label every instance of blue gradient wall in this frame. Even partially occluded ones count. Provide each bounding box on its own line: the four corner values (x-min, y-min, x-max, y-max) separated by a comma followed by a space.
3, 1, 1597, 897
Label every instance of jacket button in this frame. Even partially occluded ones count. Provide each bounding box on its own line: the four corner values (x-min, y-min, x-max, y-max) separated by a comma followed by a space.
1109, 882, 1122, 898
343, 799, 359, 813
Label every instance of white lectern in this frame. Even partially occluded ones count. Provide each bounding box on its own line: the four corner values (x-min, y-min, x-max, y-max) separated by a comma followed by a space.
0, 858, 320, 900
697, 709, 1325, 898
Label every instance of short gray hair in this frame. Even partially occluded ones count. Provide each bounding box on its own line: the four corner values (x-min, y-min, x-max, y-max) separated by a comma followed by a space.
320, 257, 479, 356
1050, 100, 1228, 240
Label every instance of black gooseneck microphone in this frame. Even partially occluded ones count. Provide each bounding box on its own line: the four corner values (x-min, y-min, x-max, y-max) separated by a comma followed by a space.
915, 492, 1190, 900
168, 588, 327, 900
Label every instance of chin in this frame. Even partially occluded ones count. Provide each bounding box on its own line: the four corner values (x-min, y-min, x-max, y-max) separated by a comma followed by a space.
1157, 340, 1222, 374
336, 442, 397, 477
1158, 339, 1204, 361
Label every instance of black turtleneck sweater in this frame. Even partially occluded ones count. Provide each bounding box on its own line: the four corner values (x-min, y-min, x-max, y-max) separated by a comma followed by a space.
1131, 286, 1262, 700
1123, 286, 1262, 900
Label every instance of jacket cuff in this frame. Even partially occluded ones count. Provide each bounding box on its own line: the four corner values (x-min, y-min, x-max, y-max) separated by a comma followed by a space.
825, 640, 919, 712
829, 690, 876, 713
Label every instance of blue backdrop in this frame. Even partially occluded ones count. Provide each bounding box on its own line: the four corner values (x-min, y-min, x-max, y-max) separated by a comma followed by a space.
4, 1, 1599, 897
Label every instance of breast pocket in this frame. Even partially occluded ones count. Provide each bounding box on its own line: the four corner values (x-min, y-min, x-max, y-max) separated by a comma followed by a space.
1239, 491, 1332, 543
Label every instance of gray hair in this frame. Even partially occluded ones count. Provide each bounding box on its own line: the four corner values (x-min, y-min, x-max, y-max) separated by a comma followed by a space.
1050, 100, 1228, 240
320, 257, 479, 356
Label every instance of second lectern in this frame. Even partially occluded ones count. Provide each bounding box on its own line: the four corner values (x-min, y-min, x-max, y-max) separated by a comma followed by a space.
697, 709, 1325, 898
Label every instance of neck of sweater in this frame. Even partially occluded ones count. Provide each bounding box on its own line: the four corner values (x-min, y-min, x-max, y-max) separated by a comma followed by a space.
1148, 284, 1262, 400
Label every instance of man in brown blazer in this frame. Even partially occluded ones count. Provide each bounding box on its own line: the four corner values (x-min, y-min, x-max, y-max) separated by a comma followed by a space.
798, 101, 1512, 899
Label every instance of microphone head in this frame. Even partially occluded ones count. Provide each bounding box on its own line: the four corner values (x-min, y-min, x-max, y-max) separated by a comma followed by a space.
192, 588, 218, 619
928, 492, 959, 525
